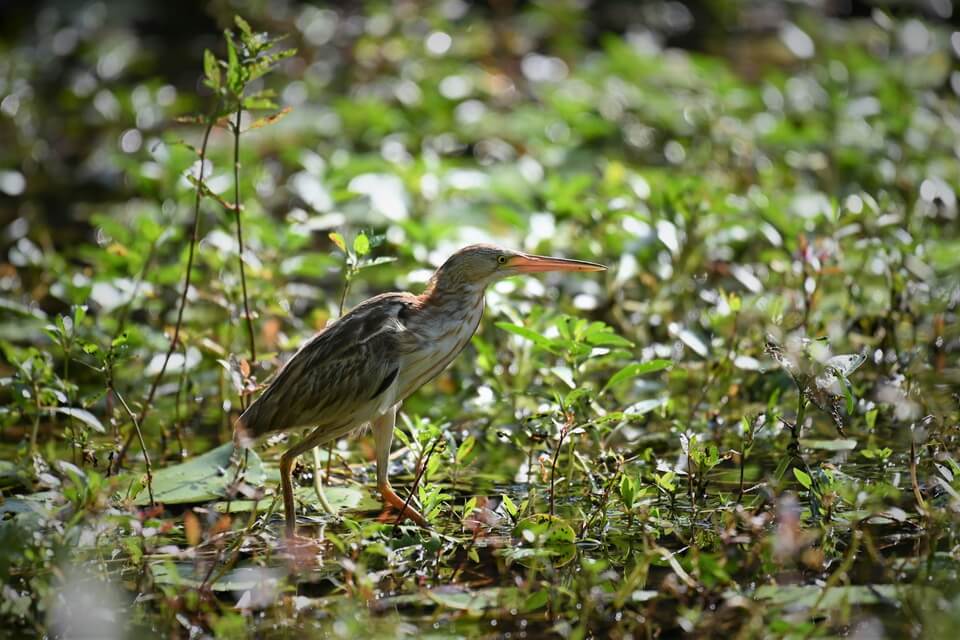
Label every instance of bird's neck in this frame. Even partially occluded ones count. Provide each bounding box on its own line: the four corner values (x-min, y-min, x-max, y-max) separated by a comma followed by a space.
420, 269, 488, 311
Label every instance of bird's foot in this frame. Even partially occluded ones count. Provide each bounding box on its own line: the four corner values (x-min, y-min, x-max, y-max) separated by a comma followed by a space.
379, 482, 430, 528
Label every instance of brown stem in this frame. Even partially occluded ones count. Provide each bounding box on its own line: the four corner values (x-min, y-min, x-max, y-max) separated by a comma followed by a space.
114, 100, 219, 472
232, 106, 256, 369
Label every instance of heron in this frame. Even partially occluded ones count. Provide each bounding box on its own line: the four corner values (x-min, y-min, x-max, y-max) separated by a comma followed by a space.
235, 244, 606, 537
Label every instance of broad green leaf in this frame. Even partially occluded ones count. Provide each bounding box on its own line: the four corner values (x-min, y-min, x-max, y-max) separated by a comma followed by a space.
353, 233, 370, 256
514, 513, 575, 546
495, 322, 560, 353
602, 359, 673, 393
501, 494, 518, 518
799, 438, 857, 451
151, 561, 287, 592
135, 443, 265, 505
51, 407, 105, 433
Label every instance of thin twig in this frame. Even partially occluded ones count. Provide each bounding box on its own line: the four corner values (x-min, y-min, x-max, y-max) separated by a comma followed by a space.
549, 413, 574, 517
114, 99, 220, 472
232, 106, 256, 369
111, 384, 154, 506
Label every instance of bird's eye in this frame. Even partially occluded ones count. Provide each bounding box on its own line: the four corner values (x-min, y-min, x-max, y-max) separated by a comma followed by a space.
497, 255, 507, 264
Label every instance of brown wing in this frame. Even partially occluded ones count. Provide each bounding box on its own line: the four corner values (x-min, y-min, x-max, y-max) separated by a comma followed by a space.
238, 293, 422, 437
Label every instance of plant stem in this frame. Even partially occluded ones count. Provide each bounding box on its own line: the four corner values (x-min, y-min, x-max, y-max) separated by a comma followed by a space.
232, 106, 256, 370
549, 414, 573, 517
111, 383, 154, 506
114, 99, 220, 472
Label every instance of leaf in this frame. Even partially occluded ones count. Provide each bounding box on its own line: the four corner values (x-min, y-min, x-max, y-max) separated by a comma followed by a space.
799, 438, 858, 451
151, 562, 287, 592
234, 15, 253, 38
495, 322, 560, 353
353, 233, 370, 257
793, 467, 812, 490
501, 494, 518, 518
356, 256, 398, 271
135, 443, 265, 505
602, 359, 673, 393
455, 435, 476, 464
427, 587, 504, 614
51, 407, 105, 433
824, 353, 866, 377
754, 584, 923, 608
225, 30, 243, 94
203, 49, 220, 91
328, 231, 346, 253
514, 513, 575, 546
245, 107, 292, 130
214, 485, 377, 514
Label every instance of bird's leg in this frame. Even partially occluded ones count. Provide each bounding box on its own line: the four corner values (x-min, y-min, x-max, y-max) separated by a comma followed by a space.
279, 449, 298, 538
279, 434, 324, 539
311, 445, 336, 516
372, 405, 429, 527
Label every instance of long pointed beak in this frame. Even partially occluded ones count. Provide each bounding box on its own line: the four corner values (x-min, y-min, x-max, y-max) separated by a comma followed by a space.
507, 253, 607, 273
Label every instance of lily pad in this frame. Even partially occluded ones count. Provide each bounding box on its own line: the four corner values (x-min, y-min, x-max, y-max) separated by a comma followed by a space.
514, 513, 576, 546
135, 443, 266, 506
427, 586, 507, 614
213, 484, 377, 514
799, 438, 858, 451
754, 584, 905, 608
151, 561, 285, 592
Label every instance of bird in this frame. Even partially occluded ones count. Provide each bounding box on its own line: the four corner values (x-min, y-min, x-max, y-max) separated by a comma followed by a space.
235, 243, 606, 537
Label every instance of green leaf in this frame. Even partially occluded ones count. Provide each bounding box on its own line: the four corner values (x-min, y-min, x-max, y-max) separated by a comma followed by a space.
619, 474, 636, 509
514, 513, 576, 546
602, 359, 673, 393
495, 322, 560, 353
135, 443, 265, 505
501, 494, 518, 518
456, 435, 476, 464
51, 407, 105, 433
225, 31, 243, 94
234, 15, 253, 38
353, 233, 370, 257
203, 49, 220, 91
793, 467, 812, 490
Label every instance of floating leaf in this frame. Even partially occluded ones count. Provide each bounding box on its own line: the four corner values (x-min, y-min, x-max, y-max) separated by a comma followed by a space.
514, 513, 575, 546
213, 484, 376, 514
135, 443, 265, 506
799, 438, 857, 451
151, 562, 285, 592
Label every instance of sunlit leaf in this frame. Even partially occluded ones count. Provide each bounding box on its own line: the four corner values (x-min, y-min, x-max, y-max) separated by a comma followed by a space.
602, 359, 673, 393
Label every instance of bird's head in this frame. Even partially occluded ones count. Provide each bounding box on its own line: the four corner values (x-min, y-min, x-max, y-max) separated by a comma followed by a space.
428, 244, 606, 294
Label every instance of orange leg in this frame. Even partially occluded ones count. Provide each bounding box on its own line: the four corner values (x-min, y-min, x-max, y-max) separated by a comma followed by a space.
372, 405, 429, 527
379, 479, 429, 527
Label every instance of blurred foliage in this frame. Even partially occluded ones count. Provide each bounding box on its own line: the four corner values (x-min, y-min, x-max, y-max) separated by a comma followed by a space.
1, 0, 960, 637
